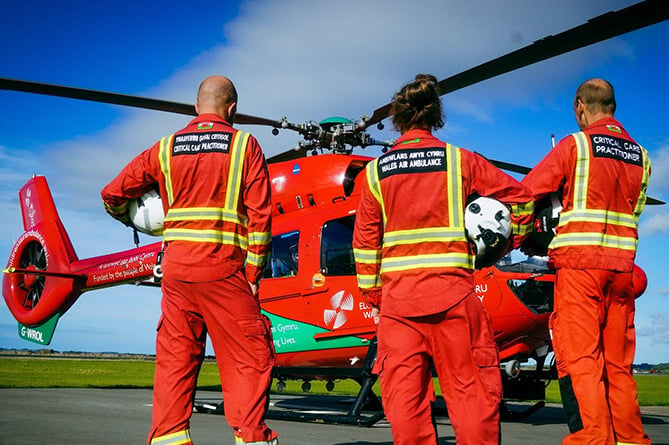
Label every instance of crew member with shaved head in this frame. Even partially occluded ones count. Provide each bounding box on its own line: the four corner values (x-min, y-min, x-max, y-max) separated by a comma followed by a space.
522, 79, 651, 445
354, 74, 534, 444
102, 75, 278, 445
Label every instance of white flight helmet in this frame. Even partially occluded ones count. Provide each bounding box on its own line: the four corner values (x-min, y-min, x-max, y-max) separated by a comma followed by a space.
464, 196, 512, 268
128, 189, 164, 236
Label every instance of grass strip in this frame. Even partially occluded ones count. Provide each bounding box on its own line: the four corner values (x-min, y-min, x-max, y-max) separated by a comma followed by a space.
1, 357, 667, 406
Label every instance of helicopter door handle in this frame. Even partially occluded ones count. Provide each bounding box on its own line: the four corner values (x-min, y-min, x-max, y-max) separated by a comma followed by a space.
301, 273, 328, 296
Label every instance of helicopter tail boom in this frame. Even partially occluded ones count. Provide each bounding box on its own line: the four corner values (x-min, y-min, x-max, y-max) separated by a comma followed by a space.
2, 176, 84, 333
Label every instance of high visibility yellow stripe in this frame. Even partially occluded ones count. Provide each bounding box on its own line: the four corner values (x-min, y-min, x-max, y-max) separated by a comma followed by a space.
559, 208, 638, 227
159, 134, 175, 206
151, 429, 191, 445
383, 227, 467, 247
550, 232, 638, 251
353, 248, 382, 264
634, 146, 651, 218
103, 201, 128, 214
366, 160, 387, 223
163, 228, 248, 248
380, 253, 474, 273
446, 144, 464, 228
511, 201, 534, 217
357, 274, 382, 289
246, 250, 270, 267
573, 132, 590, 211
248, 231, 272, 246
165, 207, 246, 225
508, 201, 533, 237
225, 131, 250, 212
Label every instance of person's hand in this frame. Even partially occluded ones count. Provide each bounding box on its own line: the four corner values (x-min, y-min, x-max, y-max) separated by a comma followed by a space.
371, 306, 380, 325
520, 242, 539, 257
248, 281, 259, 296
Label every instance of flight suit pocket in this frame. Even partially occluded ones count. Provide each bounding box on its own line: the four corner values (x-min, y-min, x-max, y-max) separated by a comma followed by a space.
472, 345, 502, 404
238, 316, 273, 365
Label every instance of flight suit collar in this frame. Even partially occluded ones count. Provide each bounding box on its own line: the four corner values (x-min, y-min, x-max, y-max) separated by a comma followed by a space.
187, 113, 233, 128
394, 128, 435, 145
584, 116, 624, 133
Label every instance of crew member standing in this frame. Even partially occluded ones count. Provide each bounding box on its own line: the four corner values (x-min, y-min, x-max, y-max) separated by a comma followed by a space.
101, 76, 278, 445
353, 74, 534, 445
522, 78, 651, 445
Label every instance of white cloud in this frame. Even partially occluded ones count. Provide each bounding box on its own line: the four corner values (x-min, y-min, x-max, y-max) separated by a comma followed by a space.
637, 312, 669, 346
2, 0, 662, 356
648, 144, 669, 195
20, 0, 643, 211
639, 211, 669, 236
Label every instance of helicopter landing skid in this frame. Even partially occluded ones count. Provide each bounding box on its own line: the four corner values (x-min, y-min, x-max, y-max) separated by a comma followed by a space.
193, 338, 386, 426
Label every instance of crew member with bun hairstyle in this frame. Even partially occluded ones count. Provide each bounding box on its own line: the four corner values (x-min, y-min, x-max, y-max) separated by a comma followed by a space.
353, 74, 533, 444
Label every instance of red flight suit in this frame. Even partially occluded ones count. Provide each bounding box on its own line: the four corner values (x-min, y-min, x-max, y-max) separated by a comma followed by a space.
522, 117, 651, 445
101, 114, 277, 445
353, 129, 534, 444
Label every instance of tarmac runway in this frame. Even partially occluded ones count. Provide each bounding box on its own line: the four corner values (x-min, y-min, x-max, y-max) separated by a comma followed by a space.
1, 388, 667, 444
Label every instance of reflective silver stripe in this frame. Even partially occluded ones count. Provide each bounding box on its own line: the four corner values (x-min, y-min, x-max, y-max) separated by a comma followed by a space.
553, 131, 642, 251
165, 207, 247, 225
151, 429, 191, 445
559, 208, 638, 227
380, 253, 474, 273
103, 201, 127, 214
510, 201, 534, 236
163, 228, 248, 249
246, 250, 269, 267
161, 130, 251, 246
357, 273, 383, 289
446, 144, 464, 228
366, 160, 386, 222
225, 131, 250, 212
572, 132, 590, 211
634, 146, 651, 218
366, 144, 472, 272
383, 227, 466, 247
159, 134, 175, 205
353, 248, 382, 264
550, 232, 638, 251
248, 231, 271, 246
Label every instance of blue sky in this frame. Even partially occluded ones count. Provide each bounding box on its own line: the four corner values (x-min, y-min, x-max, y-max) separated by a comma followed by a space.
1, 0, 668, 363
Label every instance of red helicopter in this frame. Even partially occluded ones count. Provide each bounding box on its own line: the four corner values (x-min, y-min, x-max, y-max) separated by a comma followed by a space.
2, 0, 666, 426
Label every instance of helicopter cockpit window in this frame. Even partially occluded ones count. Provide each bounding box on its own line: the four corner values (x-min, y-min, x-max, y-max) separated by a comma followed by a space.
321, 215, 356, 276
506, 278, 554, 315
262, 231, 299, 279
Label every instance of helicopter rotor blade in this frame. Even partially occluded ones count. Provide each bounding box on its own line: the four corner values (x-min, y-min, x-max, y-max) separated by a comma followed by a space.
267, 147, 309, 164
0, 77, 281, 127
365, 0, 669, 126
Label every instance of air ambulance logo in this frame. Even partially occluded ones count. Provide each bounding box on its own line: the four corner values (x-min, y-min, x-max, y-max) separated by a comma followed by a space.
324, 290, 354, 329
